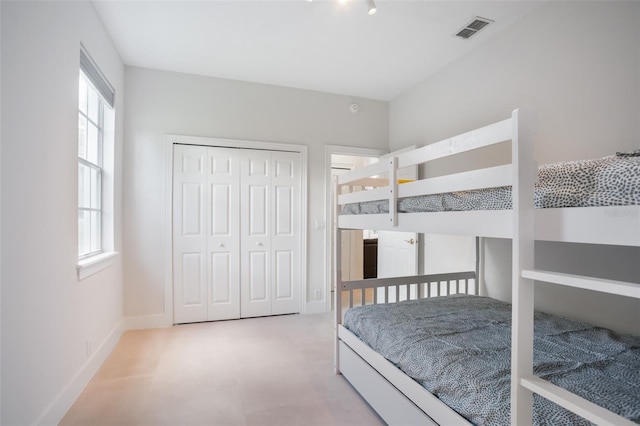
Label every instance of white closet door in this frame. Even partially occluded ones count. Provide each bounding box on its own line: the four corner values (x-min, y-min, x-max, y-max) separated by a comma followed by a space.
206, 147, 241, 321
271, 151, 301, 315
175, 144, 301, 323
173, 145, 208, 324
241, 150, 273, 318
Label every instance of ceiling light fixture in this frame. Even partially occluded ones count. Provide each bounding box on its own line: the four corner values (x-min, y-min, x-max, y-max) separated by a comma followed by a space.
367, 0, 377, 15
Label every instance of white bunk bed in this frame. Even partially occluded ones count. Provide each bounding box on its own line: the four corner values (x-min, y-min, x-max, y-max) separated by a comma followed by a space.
334, 109, 640, 425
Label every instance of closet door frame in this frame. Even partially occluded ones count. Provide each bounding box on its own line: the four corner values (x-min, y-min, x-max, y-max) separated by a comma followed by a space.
165, 135, 308, 325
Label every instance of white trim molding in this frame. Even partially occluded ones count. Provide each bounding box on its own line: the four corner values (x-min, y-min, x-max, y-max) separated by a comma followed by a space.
305, 301, 328, 315
77, 251, 119, 281
124, 313, 173, 330
36, 320, 124, 425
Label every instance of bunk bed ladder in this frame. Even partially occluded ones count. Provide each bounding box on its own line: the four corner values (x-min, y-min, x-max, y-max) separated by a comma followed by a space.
519, 269, 640, 426
512, 109, 639, 426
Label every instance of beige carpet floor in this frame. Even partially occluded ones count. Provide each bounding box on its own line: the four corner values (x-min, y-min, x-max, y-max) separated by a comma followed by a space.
60, 312, 383, 426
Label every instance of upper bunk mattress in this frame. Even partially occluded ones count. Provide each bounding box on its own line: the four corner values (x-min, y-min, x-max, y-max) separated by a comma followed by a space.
342, 154, 640, 214
343, 294, 640, 425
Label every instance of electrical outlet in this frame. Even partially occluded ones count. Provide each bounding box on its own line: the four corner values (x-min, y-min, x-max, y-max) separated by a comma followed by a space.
314, 289, 322, 300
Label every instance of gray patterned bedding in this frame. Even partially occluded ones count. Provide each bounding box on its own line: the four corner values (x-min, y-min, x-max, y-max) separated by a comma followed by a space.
343, 294, 640, 425
342, 154, 640, 214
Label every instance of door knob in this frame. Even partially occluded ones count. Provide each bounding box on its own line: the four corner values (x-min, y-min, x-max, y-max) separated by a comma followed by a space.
256, 242, 262, 246
219, 243, 224, 248
405, 238, 415, 245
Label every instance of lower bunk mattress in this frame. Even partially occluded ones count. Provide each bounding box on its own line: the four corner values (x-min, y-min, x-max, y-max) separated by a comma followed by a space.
342, 154, 640, 214
343, 294, 640, 425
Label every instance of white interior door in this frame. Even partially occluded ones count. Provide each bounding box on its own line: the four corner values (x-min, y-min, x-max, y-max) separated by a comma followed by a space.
377, 231, 418, 279
377, 232, 418, 302
173, 145, 208, 323
206, 147, 241, 321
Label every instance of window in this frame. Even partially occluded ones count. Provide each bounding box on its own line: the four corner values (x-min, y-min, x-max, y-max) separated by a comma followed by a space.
77, 46, 116, 278
78, 70, 105, 258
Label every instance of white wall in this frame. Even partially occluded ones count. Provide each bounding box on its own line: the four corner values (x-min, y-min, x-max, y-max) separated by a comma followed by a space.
1, 2, 124, 424
123, 67, 388, 320
389, 1, 640, 335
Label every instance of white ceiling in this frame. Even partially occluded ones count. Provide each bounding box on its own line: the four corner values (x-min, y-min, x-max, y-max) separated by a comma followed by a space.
93, 0, 540, 102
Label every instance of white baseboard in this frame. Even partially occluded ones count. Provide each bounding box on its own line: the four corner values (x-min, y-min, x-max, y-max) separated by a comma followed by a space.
36, 320, 124, 426
123, 313, 173, 330
36, 312, 172, 425
305, 300, 328, 315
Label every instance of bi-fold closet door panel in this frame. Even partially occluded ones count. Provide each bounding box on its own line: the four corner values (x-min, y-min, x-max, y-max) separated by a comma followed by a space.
270, 152, 301, 315
173, 145, 208, 324
240, 150, 272, 318
173, 144, 301, 324
173, 145, 241, 324
241, 150, 301, 318
207, 147, 241, 321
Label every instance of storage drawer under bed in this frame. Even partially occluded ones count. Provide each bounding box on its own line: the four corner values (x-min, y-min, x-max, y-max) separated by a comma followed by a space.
339, 341, 438, 426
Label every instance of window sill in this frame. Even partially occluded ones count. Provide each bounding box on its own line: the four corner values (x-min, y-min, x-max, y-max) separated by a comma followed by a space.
77, 251, 119, 281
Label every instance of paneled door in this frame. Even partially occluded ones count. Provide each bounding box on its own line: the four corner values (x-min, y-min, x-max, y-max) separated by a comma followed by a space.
206, 147, 241, 320
240, 150, 301, 318
269, 151, 301, 315
174, 144, 301, 323
173, 145, 241, 323
173, 144, 208, 323
240, 150, 272, 318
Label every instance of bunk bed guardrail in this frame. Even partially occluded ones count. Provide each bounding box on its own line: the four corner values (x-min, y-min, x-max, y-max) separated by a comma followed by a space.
336, 114, 516, 228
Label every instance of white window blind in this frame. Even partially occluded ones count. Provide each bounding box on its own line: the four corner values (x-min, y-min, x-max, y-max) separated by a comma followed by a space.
80, 45, 114, 108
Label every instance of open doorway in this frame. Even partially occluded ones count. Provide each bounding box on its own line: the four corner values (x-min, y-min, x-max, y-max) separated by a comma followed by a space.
332, 155, 379, 280
324, 146, 385, 312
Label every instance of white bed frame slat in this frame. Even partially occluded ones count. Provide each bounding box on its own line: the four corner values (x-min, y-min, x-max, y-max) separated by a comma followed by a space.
338, 206, 640, 246
339, 209, 513, 238
399, 164, 513, 198
338, 186, 389, 205
535, 206, 640, 247
341, 273, 475, 290
522, 269, 640, 298
396, 117, 512, 169
337, 160, 389, 185
520, 377, 637, 426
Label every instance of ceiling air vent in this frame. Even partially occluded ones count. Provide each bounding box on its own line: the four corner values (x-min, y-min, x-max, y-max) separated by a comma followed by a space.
455, 16, 494, 40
